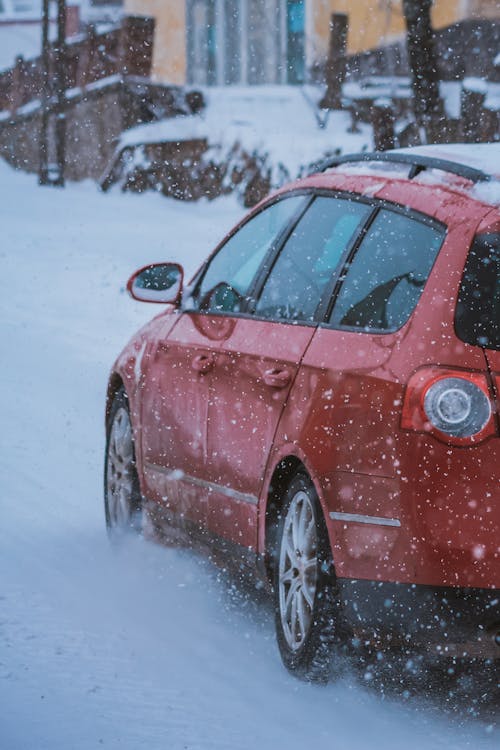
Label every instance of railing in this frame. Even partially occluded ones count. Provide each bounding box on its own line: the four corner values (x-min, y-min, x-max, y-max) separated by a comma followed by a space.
0, 15, 154, 114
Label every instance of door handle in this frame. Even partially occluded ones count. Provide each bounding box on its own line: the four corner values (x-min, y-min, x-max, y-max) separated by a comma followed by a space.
192, 353, 215, 374
263, 367, 291, 388
156, 340, 169, 354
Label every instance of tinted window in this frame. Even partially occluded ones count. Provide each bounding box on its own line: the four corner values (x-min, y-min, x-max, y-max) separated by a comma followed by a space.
254, 197, 371, 322
455, 234, 500, 350
194, 196, 304, 313
330, 210, 445, 332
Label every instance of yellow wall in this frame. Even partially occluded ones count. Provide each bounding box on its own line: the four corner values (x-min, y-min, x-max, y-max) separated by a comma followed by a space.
311, 1, 500, 58
125, 0, 186, 84
311, 1, 466, 57
125, 0, 500, 85
469, 0, 500, 18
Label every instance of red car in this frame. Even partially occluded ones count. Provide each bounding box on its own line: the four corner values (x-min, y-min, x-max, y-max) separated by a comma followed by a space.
105, 145, 500, 681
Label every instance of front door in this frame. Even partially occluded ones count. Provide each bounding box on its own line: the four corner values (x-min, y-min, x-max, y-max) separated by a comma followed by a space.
140, 311, 217, 528
146, 194, 307, 533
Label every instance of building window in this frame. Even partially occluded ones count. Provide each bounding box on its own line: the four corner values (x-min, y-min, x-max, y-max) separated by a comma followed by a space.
286, 0, 305, 83
0, 0, 41, 15
187, 0, 305, 85
188, 0, 216, 85
224, 0, 241, 84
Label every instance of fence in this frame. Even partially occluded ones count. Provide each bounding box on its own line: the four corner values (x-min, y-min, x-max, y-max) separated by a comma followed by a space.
0, 15, 154, 115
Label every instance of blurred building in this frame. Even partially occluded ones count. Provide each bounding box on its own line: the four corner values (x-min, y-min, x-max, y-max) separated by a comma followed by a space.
0, 1, 124, 71
0, 1, 77, 72
0, 0, 123, 24
124, 1, 500, 86
78, 0, 123, 24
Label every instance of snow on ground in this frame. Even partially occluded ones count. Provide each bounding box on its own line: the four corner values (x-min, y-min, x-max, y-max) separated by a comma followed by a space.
0, 159, 498, 749
120, 85, 373, 178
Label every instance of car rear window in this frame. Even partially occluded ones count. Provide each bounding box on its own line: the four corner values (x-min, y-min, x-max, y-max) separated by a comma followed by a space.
329, 209, 445, 332
455, 233, 500, 350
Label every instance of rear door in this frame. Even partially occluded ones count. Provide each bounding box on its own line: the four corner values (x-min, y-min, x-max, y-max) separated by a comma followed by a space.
272, 205, 447, 579
205, 195, 372, 549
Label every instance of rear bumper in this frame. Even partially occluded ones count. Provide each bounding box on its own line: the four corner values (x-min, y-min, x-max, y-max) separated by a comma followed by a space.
337, 578, 500, 660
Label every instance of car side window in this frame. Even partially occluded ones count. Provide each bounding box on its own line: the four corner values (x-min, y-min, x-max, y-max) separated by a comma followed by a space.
329, 209, 445, 332
254, 197, 371, 322
193, 196, 305, 313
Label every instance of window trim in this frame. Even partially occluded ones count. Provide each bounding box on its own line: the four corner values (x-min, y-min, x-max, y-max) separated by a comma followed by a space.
245, 192, 314, 312
314, 200, 377, 323
248, 192, 375, 323
186, 188, 447, 333
247, 189, 445, 328
318, 198, 447, 335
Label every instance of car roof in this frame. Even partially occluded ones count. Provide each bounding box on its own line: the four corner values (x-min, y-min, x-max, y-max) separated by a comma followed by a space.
316, 144, 500, 182
267, 144, 500, 213
396, 143, 500, 180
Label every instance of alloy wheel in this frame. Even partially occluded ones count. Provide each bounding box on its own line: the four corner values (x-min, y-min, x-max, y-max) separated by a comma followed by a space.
278, 489, 319, 651
106, 405, 140, 531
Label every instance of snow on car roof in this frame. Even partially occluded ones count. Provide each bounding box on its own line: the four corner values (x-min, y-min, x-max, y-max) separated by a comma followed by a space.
397, 144, 500, 206
324, 144, 500, 207
396, 143, 500, 180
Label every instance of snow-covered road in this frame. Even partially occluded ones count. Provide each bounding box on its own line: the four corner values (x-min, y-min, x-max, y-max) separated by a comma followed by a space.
0, 161, 497, 749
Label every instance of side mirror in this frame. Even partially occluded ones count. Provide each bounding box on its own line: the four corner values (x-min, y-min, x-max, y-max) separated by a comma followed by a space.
127, 263, 184, 305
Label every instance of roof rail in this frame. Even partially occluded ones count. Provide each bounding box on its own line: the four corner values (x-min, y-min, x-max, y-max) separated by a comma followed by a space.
316, 151, 491, 184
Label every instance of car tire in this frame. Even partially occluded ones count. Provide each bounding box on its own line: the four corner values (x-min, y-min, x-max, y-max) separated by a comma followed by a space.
274, 472, 344, 682
104, 388, 143, 537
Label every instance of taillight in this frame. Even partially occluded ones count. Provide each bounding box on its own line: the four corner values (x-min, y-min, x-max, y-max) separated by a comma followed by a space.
402, 367, 497, 445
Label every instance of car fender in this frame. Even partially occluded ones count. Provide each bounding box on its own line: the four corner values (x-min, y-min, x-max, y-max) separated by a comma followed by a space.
258, 441, 340, 561
105, 310, 180, 474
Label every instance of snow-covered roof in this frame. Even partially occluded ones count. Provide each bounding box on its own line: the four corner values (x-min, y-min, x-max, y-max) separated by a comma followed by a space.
0, 0, 42, 21
0, 24, 41, 72
323, 145, 500, 207
383, 144, 500, 206
396, 143, 500, 180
